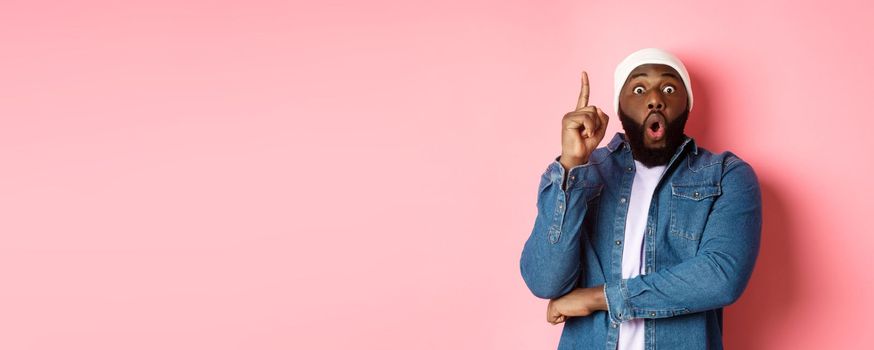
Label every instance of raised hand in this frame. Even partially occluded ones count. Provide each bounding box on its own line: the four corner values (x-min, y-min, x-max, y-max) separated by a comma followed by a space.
559, 71, 609, 171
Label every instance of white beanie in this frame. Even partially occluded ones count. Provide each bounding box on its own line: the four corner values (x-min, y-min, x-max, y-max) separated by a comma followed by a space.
613, 48, 693, 116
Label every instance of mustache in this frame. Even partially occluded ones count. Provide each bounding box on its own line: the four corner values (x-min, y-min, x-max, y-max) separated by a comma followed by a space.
618, 109, 690, 167
647, 111, 665, 120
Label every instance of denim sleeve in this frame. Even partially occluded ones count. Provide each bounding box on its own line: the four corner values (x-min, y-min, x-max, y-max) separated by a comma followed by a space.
520, 156, 598, 299
604, 159, 762, 322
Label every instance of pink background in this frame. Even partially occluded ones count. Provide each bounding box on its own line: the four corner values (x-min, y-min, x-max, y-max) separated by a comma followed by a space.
1, 0, 872, 349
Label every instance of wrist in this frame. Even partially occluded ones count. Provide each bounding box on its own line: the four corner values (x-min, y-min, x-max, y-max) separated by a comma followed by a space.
592, 285, 608, 311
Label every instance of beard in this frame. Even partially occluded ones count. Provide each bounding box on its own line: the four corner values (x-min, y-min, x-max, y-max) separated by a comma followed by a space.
619, 108, 689, 168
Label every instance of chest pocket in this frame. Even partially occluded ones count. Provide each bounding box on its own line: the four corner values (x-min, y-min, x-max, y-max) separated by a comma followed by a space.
669, 183, 721, 241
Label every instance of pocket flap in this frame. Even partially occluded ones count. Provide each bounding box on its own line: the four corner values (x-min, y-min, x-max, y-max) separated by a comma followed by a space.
671, 184, 721, 201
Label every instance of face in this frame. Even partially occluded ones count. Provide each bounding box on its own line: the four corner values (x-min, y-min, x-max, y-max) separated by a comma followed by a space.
618, 64, 690, 167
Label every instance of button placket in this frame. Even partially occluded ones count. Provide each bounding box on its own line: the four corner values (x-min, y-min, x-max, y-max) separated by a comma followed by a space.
554, 193, 566, 219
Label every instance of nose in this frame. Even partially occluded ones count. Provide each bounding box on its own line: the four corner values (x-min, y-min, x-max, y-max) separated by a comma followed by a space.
647, 92, 664, 112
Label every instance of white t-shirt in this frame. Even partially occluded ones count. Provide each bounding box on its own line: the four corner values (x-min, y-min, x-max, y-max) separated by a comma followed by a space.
618, 160, 666, 350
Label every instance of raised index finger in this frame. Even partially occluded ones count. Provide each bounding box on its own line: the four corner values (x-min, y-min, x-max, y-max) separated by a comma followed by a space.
576, 71, 590, 110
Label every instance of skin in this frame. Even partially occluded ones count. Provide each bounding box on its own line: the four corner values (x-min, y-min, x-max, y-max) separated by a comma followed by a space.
558, 71, 609, 171
617, 64, 689, 151
546, 284, 608, 325
549, 64, 689, 325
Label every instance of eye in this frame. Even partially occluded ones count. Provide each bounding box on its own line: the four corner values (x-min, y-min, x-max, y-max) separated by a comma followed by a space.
662, 85, 676, 94
632, 86, 645, 95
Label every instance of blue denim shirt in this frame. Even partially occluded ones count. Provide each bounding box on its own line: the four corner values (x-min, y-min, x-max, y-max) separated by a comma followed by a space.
520, 132, 762, 350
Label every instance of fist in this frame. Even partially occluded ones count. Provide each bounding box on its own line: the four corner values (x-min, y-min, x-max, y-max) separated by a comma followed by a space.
546, 286, 606, 325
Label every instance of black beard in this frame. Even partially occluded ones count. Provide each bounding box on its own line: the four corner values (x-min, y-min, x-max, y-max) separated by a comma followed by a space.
618, 108, 689, 168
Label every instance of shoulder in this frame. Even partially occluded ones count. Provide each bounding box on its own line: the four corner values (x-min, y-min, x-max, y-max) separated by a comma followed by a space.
692, 147, 759, 190
588, 146, 613, 166
587, 132, 627, 166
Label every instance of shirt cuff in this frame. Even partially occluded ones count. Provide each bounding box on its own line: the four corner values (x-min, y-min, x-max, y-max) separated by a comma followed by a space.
604, 279, 633, 324
551, 155, 589, 191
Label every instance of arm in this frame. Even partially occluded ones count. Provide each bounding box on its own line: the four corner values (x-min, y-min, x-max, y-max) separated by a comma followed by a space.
546, 285, 608, 324
604, 159, 762, 323
521, 70, 609, 300
519, 156, 599, 299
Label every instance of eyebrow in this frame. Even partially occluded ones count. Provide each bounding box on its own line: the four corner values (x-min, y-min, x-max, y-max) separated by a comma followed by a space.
629, 72, 681, 80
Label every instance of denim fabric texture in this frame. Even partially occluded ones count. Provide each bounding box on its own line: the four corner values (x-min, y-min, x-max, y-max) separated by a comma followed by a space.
520, 132, 762, 350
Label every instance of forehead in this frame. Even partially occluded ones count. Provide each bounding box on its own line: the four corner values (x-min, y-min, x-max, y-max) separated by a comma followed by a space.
623, 64, 682, 85
622, 64, 685, 90
629, 64, 679, 76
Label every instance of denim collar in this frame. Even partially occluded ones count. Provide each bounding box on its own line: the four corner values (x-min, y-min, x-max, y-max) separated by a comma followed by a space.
605, 132, 699, 156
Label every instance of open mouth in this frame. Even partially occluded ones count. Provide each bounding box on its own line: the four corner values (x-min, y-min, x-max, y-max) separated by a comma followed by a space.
645, 113, 666, 141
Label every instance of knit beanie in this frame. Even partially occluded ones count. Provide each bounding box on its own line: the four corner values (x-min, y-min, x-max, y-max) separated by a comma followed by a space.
613, 48, 693, 116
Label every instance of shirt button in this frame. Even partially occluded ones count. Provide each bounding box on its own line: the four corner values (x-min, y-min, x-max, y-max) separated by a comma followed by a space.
611, 323, 618, 328
626, 167, 632, 172
650, 312, 656, 317
693, 192, 700, 198
615, 240, 622, 245
620, 197, 626, 203
570, 175, 575, 181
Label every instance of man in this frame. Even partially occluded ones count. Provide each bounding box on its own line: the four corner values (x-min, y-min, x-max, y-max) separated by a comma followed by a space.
519, 48, 762, 350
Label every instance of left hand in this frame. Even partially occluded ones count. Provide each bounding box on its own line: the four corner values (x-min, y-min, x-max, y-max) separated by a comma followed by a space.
546, 286, 607, 325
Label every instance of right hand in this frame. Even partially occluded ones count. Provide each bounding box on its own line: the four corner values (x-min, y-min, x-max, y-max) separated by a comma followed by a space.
560, 71, 609, 170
